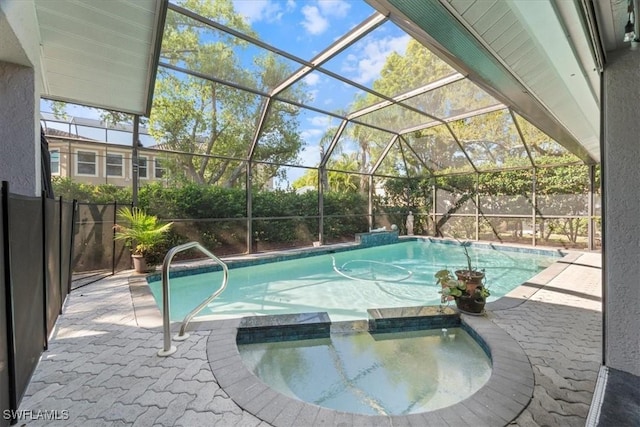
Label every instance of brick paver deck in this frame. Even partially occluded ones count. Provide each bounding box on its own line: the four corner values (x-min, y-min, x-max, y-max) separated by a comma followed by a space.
18, 251, 601, 426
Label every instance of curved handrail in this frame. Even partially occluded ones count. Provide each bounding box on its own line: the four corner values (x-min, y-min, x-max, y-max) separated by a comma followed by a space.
158, 242, 229, 357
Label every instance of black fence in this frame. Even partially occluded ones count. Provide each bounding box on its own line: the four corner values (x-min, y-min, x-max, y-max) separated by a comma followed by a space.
0, 182, 75, 426
72, 202, 131, 276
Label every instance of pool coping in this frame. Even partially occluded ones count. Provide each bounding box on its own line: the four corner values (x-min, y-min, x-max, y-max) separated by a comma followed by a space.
143, 236, 569, 283
200, 307, 535, 426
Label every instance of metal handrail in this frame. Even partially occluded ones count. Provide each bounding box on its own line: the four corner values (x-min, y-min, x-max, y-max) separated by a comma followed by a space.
158, 242, 229, 357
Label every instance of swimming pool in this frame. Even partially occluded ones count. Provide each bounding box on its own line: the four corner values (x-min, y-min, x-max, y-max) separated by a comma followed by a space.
147, 240, 560, 322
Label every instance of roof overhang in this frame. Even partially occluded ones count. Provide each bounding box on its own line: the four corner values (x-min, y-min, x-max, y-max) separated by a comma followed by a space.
34, 0, 167, 116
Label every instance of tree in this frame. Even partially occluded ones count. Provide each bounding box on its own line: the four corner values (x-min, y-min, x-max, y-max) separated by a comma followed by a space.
149, 0, 306, 188
293, 152, 359, 192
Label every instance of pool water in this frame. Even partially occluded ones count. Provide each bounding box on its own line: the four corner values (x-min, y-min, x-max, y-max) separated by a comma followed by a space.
147, 240, 558, 321
239, 327, 491, 415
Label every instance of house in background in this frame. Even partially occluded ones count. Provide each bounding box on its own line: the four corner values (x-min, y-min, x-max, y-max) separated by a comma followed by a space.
42, 119, 168, 188
46, 131, 168, 188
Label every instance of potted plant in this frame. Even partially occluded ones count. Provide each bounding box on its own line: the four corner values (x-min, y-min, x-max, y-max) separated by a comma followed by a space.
434, 243, 490, 314
114, 207, 172, 273
454, 244, 485, 295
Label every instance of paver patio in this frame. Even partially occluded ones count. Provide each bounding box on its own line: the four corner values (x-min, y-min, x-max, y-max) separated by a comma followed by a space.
18, 251, 601, 426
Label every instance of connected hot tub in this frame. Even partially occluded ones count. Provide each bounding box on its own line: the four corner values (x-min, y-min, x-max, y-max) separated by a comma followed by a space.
205, 306, 535, 426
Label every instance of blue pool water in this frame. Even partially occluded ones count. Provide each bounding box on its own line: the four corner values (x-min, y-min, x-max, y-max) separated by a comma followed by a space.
147, 240, 560, 322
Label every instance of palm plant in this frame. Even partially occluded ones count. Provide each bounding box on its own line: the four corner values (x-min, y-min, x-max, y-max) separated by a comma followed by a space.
114, 207, 172, 256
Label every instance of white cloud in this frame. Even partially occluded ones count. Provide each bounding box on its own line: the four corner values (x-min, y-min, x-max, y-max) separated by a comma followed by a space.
301, 5, 328, 35
300, 1, 350, 35
301, 128, 324, 140
233, 0, 285, 24
308, 115, 332, 127
317, 0, 350, 18
344, 34, 411, 85
303, 73, 321, 86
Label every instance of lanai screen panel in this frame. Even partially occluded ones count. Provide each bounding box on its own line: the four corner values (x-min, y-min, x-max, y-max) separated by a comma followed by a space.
232, 2, 374, 62
397, 138, 435, 177
513, 113, 582, 166
320, 20, 457, 107
354, 103, 433, 134
153, 68, 266, 159
402, 78, 499, 120
253, 100, 341, 168
374, 139, 410, 178
478, 170, 533, 216
450, 109, 529, 171
162, 8, 302, 94
536, 164, 590, 217
277, 69, 385, 114
403, 125, 473, 175
436, 186, 476, 216
329, 122, 395, 174
323, 175, 369, 242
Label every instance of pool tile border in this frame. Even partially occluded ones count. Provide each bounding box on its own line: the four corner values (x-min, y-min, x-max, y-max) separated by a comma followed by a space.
206, 308, 535, 427
145, 237, 566, 283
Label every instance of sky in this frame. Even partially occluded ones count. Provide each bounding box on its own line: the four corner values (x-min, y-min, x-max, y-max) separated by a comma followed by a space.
41, 0, 416, 188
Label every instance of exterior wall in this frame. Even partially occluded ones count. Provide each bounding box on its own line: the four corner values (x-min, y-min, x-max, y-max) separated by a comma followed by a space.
0, 0, 42, 196
602, 48, 640, 377
48, 137, 166, 187
0, 63, 38, 196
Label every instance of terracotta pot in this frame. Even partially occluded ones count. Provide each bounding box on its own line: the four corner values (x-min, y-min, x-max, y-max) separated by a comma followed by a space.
132, 254, 150, 273
455, 270, 484, 294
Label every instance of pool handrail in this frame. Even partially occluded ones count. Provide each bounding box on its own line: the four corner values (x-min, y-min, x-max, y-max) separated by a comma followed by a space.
158, 241, 229, 357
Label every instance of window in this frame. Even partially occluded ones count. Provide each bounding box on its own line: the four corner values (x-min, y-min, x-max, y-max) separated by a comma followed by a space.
155, 158, 166, 179
106, 153, 124, 177
136, 156, 148, 179
50, 150, 60, 175
76, 150, 97, 176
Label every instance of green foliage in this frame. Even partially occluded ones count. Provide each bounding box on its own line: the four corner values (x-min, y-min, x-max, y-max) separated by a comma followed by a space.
138, 182, 245, 219
52, 177, 132, 204
135, 183, 367, 247
114, 207, 173, 255
293, 160, 360, 193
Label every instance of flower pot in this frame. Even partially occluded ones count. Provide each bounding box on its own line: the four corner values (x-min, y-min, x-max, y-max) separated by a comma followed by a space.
455, 270, 485, 294
132, 254, 150, 273
455, 294, 486, 314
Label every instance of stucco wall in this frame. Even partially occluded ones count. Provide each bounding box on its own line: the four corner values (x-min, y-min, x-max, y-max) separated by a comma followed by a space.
602, 48, 640, 377
0, 62, 38, 196
0, 0, 41, 196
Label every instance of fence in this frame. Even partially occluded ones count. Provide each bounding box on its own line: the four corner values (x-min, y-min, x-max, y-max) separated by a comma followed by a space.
0, 182, 75, 426
72, 202, 131, 282
70, 202, 371, 271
